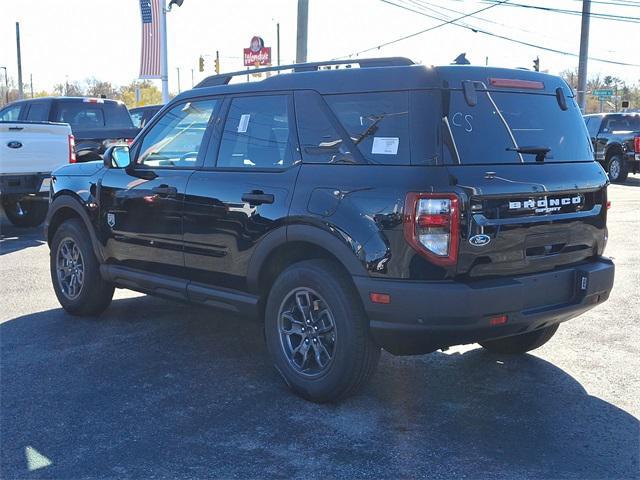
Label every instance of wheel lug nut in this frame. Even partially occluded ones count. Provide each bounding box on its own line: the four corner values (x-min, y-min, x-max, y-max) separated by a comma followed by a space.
314, 326, 318, 330
313, 338, 317, 343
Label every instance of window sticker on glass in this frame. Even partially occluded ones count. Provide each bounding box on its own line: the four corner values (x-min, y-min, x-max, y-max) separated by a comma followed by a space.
372, 137, 399, 155
238, 114, 250, 133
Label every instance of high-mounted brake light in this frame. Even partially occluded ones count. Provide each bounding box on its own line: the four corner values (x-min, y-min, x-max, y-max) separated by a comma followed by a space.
83, 98, 105, 103
68, 134, 76, 163
489, 78, 545, 90
404, 193, 460, 266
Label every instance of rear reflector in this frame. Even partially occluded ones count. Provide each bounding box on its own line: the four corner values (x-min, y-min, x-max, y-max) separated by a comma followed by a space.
489, 314, 508, 326
489, 78, 545, 90
607, 201, 611, 210
369, 293, 391, 304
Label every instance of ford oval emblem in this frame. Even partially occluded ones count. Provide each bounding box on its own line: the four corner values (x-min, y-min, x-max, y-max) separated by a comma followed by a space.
469, 234, 491, 247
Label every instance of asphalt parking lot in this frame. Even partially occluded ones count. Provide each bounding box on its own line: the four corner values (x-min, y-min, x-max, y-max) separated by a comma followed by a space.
1, 179, 638, 479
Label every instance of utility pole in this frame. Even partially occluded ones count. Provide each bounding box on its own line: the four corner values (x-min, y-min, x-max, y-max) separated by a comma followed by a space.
577, 0, 591, 113
176, 67, 181, 93
16, 22, 24, 100
0, 67, 8, 105
191, 68, 194, 88
296, 0, 308, 63
159, 0, 169, 103
30, 73, 33, 98
277, 22, 281, 66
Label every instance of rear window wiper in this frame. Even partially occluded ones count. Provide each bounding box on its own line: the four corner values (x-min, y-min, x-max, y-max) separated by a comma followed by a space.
506, 146, 551, 162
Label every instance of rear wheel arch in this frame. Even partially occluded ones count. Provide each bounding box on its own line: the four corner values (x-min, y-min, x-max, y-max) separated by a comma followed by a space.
247, 225, 368, 298
605, 143, 624, 161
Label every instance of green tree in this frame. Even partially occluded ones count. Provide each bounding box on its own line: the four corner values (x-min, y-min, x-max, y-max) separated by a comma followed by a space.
117, 80, 162, 108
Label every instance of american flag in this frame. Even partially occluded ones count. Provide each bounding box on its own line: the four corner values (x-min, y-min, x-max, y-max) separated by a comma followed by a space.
139, 0, 161, 79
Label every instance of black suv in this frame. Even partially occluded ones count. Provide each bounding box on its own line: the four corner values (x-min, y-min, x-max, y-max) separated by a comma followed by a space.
584, 112, 640, 183
45, 58, 615, 402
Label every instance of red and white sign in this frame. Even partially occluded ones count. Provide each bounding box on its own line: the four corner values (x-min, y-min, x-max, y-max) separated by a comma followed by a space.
243, 36, 271, 66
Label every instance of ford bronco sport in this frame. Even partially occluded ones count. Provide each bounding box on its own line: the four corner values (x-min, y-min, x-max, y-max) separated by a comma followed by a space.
45, 58, 615, 402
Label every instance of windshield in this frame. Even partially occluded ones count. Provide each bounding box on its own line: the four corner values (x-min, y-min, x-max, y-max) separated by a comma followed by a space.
443, 90, 593, 164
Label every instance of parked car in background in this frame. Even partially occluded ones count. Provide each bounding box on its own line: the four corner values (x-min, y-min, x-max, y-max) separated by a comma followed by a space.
129, 104, 163, 128
0, 120, 74, 227
0, 97, 140, 162
45, 59, 614, 402
584, 112, 640, 182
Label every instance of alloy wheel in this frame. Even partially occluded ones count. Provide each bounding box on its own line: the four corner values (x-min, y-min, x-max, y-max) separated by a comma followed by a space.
56, 237, 85, 300
277, 287, 337, 377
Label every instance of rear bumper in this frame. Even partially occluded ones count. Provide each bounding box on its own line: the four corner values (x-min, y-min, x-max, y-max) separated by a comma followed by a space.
354, 257, 615, 355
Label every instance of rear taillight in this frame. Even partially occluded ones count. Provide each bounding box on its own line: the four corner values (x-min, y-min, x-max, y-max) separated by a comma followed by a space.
68, 134, 76, 163
634, 136, 640, 153
404, 193, 460, 266
126, 138, 134, 146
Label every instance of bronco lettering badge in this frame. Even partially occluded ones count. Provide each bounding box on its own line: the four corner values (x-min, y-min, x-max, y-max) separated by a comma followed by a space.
509, 194, 583, 214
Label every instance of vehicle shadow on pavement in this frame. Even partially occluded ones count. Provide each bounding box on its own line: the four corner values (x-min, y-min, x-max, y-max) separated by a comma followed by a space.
0, 224, 45, 256
1, 295, 638, 479
620, 175, 640, 187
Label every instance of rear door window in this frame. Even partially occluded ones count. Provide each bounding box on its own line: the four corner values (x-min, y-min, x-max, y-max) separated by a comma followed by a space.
217, 95, 294, 169
324, 92, 411, 165
443, 90, 592, 164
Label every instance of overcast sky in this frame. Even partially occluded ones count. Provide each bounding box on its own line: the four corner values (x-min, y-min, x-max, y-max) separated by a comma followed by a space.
1, 0, 639, 94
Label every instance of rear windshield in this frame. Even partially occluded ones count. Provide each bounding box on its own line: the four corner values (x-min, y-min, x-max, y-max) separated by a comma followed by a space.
443, 90, 593, 164
54, 101, 133, 129
601, 115, 640, 133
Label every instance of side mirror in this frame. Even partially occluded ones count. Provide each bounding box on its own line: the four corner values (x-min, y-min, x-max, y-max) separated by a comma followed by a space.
103, 145, 131, 169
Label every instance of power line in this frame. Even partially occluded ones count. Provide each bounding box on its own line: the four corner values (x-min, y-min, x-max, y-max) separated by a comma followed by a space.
479, 0, 640, 22
407, 0, 631, 55
340, 0, 640, 67
334, 0, 511, 59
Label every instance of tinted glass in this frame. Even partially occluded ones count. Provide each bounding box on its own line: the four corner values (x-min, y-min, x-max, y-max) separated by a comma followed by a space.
104, 103, 134, 128
26, 103, 49, 121
137, 99, 217, 168
130, 111, 144, 128
601, 115, 640, 133
295, 91, 350, 164
585, 116, 601, 137
217, 95, 293, 169
0, 105, 23, 122
325, 92, 410, 165
55, 104, 105, 128
443, 90, 592, 164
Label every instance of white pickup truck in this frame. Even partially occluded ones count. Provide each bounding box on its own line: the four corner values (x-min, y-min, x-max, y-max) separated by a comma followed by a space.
0, 121, 74, 227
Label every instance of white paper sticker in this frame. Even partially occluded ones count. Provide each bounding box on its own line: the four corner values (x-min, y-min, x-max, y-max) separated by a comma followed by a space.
237, 114, 250, 133
372, 137, 399, 155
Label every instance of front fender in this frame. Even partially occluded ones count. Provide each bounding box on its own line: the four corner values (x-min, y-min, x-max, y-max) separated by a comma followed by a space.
45, 194, 105, 263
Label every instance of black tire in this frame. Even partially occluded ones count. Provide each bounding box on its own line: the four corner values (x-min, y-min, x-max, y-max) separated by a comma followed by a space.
479, 324, 559, 354
2, 197, 48, 228
606, 154, 628, 183
50, 218, 114, 316
264, 259, 381, 403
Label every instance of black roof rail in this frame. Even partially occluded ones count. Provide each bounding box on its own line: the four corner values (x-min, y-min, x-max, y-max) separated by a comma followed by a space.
194, 57, 414, 88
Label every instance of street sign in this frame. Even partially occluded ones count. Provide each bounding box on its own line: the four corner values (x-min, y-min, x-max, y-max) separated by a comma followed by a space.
243, 36, 271, 66
592, 89, 613, 97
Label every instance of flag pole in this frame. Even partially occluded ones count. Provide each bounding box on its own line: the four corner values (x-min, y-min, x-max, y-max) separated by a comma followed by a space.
160, 0, 169, 103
